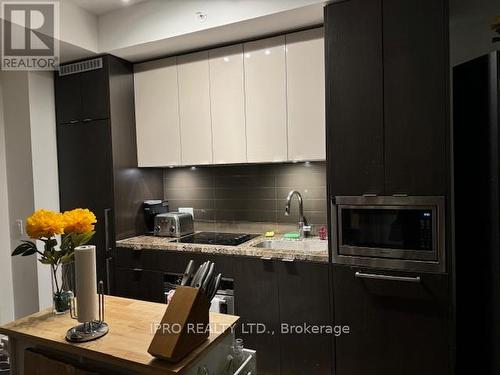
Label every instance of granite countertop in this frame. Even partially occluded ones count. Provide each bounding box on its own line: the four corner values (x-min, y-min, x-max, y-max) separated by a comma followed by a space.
116, 233, 329, 263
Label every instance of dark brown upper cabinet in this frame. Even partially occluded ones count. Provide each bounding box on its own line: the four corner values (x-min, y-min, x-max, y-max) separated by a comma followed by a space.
325, 0, 449, 196
55, 59, 110, 124
54, 55, 164, 293
325, 0, 385, 196
383, 0, 448, 195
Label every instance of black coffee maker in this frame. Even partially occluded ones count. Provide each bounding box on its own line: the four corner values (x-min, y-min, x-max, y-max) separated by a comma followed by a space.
143, 200, 168, 235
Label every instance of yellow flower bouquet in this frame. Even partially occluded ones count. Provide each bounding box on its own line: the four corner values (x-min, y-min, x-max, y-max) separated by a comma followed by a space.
12, 208, 97, 313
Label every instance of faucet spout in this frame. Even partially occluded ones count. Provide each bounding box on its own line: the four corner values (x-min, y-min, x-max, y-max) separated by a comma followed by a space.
285, 190, 307, 237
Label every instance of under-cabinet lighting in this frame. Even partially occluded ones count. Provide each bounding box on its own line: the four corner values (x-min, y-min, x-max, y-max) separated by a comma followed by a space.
190, 166, 197, 171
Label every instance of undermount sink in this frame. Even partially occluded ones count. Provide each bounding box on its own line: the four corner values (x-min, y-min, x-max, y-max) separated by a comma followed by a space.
252, 239, 328, 252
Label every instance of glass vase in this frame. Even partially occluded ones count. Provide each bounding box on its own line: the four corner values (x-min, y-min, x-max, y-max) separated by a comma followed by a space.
52, 262, 74, 314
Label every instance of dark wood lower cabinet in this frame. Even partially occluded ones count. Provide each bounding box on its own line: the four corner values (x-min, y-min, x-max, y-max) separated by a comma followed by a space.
113, 250, 452, 375
114, 248, 333, 375
277, 261, 332, 375
234, 258, 281, 375
114, 267, 165, 303
331, 264, 450, 375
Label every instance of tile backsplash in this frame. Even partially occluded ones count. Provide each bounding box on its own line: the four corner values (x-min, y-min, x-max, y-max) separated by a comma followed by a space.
163, 162, 327, 233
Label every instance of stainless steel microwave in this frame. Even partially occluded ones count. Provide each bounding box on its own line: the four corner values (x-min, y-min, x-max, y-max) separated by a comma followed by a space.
331, 196, 446, 273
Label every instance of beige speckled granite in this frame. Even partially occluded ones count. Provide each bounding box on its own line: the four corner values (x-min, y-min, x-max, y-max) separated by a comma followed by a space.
116, 233, 329, 263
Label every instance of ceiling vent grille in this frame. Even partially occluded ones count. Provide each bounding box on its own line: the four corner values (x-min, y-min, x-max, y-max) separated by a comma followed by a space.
59, 58, 103, 76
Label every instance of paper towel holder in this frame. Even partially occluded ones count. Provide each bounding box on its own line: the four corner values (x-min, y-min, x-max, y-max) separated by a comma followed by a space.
66, 281, 109, 343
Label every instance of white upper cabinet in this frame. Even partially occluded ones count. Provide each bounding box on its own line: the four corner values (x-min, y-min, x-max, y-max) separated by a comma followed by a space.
134, 57, 181, 167
177, 51, 213, 165
133, 29, 325, 167
244, 36, 288, 163
286, 28, 326, 161
209, 44, 247, 164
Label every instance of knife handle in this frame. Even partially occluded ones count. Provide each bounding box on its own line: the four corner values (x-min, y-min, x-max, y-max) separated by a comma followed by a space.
181, 260, 194, 286
201, 263, 215, 292
209, 273, 222, 301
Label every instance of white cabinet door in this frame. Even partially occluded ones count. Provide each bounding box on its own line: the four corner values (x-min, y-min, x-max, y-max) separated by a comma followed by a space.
286, 27, 326, 161
209, 44, 247, 164
177, 51, 213, 165
244, 36, 287, 163
134, 57, 181, 167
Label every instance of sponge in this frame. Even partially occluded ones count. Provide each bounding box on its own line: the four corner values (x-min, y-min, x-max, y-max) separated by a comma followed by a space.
284, 232, 300, 239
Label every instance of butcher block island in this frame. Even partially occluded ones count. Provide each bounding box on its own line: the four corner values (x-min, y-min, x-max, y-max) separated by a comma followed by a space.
0, 296, 246, 375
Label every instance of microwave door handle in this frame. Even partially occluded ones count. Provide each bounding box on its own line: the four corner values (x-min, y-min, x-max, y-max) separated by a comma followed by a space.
355, 272, 421, 283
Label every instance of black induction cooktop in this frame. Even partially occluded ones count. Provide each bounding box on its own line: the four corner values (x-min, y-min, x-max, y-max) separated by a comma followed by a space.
174, 232, 259, 246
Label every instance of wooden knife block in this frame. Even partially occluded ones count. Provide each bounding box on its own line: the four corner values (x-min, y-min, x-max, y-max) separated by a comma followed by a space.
148, 286, 210, 362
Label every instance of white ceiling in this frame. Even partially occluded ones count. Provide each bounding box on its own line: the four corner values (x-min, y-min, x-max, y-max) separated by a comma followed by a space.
59, 0, 325, 63
109, 3, 324, 62
68, 0, 149, 16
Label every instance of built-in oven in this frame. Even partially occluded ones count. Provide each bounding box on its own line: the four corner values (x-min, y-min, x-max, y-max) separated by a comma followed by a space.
331, 196, 446, 273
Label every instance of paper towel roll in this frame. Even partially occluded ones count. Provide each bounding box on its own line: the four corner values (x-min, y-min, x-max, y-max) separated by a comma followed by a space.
74, 245, 98, 323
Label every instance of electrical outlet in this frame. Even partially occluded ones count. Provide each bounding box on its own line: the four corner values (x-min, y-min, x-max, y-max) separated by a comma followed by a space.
15, 219, 24, 238
178, 207, 194, 217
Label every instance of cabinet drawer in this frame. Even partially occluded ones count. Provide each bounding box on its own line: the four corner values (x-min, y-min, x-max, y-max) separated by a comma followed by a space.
332, 264, 450, 375
116, 247, 238, 277
115, 247, 161, 270
114, 267, 165, 303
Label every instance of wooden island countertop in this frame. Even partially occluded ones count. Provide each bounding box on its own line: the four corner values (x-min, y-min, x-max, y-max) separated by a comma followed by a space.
0, 295, 239, 375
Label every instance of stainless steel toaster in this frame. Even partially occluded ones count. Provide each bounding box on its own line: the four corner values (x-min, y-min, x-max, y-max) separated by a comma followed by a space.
154, 212, 194, 237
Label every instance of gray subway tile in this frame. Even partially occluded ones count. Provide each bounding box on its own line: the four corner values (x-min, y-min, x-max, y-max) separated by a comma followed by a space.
164, 187, 214, 200
214, 187, 276, 200
214, 199, 276, 211
276, 187, 327, 200
168, 199, 214, 210
162, 162, 326, 228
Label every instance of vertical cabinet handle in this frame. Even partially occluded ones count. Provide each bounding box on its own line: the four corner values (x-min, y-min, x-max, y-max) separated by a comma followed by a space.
106, 257, 112, 295
104, 209, 112, 295
104, 208, 112, 253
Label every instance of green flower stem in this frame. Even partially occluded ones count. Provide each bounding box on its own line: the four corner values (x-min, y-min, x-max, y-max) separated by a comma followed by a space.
52, 264, 60, 294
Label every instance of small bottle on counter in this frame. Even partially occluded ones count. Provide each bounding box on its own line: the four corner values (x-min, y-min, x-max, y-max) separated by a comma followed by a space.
231, 338, 245, 372
318, 226, 327, 240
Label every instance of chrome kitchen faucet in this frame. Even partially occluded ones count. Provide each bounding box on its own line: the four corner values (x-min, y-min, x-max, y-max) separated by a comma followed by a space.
285, 190, 308, 238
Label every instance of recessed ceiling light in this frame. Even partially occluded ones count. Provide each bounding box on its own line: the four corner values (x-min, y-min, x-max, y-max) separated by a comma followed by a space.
265, 49, 271, 55
223, 57, 229, 62
121, 0, 131, 4
195, 11, 207, 22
